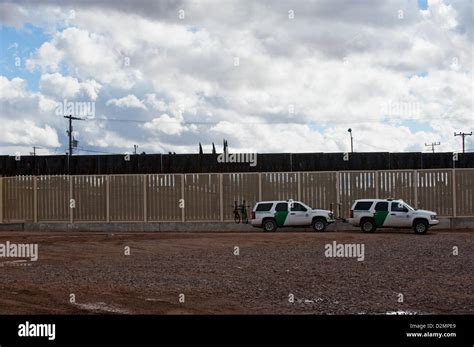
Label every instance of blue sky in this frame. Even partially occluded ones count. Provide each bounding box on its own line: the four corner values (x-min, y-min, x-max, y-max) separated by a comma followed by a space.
0, 24, 50, 92
417, 0, 428, 10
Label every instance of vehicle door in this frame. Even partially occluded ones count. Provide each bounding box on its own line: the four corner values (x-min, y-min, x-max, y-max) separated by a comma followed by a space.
373, 201, 390, 227
287, 202, 311, 225
274, 202, 289, 227
388, 202, 412, 227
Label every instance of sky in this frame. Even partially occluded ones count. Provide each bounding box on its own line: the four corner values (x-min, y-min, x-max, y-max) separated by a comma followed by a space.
0, 0, 472, 156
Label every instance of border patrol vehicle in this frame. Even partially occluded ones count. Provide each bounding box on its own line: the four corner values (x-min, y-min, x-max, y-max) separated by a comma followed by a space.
346, 199, 439, 234
250, 200, 335, 232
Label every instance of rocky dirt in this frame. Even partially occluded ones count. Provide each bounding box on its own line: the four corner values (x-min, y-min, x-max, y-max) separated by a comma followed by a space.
0, 229, 472, 314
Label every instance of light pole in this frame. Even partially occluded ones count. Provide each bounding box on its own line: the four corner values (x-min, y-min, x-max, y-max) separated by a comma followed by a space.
348, 128, 353, 153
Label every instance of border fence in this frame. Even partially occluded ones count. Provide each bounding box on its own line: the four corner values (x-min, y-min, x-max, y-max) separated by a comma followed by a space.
1, 169, 473, 224
1, 152, 473, 176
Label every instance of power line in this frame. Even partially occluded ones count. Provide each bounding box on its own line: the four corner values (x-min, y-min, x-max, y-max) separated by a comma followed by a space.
77, 147, 118, 154
355, 140, 391, 151
425, 142, 441, 153
454, 132, 472, 153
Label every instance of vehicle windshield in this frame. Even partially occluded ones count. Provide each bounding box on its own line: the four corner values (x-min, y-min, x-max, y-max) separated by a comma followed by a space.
402, 202, 415, 211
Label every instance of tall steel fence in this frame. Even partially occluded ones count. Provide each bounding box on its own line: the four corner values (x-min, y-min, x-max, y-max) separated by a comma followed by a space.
1, 169, 473, 223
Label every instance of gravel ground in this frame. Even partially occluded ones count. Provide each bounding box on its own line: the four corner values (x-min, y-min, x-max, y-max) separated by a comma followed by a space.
0, 229, 472, 314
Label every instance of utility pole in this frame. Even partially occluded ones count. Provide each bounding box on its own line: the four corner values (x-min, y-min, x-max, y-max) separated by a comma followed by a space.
454, 132, 472, 153
30, 146, 41, 176
133, 145, 138, 155
425, 142, 440, 153
64, 115, 84, 173
30, 146, 41, 156
347, 128, 353, 153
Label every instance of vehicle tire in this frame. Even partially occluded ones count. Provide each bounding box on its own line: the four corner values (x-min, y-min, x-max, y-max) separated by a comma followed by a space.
360, 218, 376, 233
263, 219, 277, 232
234, 213, 240, 224
413, 219, 428, 234
312, 218, 327, 232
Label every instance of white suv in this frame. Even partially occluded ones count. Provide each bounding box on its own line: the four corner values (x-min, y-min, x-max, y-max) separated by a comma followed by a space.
250, 199, 335, 232
346, 199, 439, 234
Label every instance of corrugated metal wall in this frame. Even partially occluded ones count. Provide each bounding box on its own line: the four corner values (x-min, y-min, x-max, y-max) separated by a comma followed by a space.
300, 172, 337, 214
147, 174, 182, 221
1, 169, 473, 223
73, 175, 107, 221
2, 176, 35, 222
455, 169, 474, 217
222, 173, 259, 221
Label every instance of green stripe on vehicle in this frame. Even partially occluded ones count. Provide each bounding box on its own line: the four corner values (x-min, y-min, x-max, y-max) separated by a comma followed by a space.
374, 211, 389, 226
274, 211, 289, 226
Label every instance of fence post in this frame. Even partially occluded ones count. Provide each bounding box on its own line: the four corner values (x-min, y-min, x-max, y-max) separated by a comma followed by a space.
0, 177, 3, 224
336, 171, 341, 218
375, 171, 379, 199
106, 176, 110, 223
297, 172, 301, 200
258, 173, 262, 201
143, 174, 148, 222
414, 170, 418, 209
452, 169, 456, 218
69, 176, 73, 224
33, 177, 37, 223
219, 174, 223, 222
181, 174, 185, 222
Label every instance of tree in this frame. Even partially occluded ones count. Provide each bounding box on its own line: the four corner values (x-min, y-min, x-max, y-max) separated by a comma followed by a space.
223, 139, 229, 154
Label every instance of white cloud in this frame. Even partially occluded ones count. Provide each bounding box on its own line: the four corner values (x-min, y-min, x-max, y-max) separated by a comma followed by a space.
26, 41, 63, 72
106, 94, 147, 110
0, 76, 27, 100
144, 93, 168, 112
40, 73, 81, 98
39, 73, 102, 101
0, 0, 472, 154
142, 113, 192, 135
27, 27, 142, 89
3, 120, 60, 148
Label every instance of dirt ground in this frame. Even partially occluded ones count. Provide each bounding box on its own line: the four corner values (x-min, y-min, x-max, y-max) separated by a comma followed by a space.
0, 229, 472, 314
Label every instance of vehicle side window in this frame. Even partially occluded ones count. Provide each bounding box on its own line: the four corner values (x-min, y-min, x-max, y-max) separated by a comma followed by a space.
275, 203, 288, 212
256, 203, 273, 212
291, 203, 307, 212
391, 202, 408, 212
354, 201, 373, 210
374, 202, 388, 212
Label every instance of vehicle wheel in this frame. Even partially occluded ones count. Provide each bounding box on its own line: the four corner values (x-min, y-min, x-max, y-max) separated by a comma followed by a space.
234, 213, 240, 224
361, 218, 376, 233
312, 218, 327, 232
263, 219, 277, 232
413, 220, 428, 234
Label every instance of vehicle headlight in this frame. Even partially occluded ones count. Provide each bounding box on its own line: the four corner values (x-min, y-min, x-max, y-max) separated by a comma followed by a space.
430, 215, 438, 220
